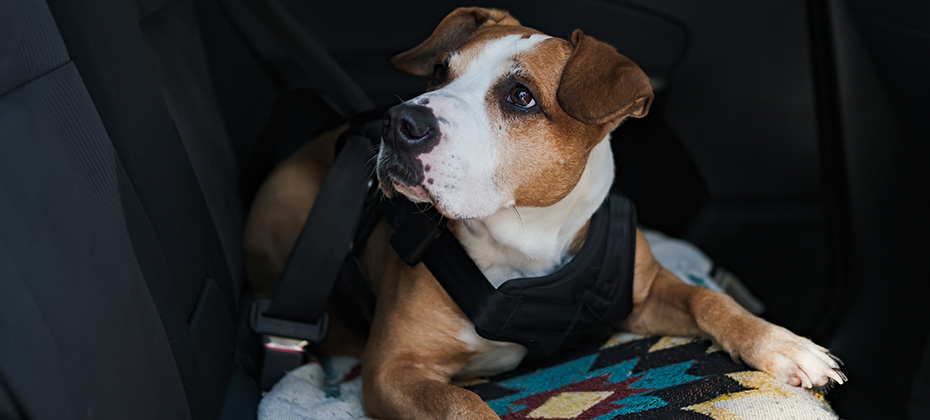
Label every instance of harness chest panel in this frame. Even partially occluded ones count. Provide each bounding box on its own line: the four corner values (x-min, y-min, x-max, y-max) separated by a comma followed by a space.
386, 193, 637, 359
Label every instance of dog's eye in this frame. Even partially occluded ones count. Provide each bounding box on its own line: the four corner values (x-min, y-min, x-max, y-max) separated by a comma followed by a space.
507, 86, 536, 108
431, 62, 448, 85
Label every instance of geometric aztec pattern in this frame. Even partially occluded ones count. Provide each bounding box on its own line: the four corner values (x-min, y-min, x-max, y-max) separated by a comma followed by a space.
464, 333, 838, 419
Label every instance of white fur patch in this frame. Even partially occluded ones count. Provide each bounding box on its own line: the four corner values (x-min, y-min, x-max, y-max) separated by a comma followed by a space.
408, 34, 550, 220
458, 137, 615, 287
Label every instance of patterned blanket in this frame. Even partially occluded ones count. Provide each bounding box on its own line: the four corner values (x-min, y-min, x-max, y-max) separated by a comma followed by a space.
462, 333, 837, 419
258, 332, 837, 420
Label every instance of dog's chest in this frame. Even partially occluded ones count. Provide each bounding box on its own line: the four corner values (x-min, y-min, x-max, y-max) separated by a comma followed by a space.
453, 212, 574, 288
447, 219, 570, 377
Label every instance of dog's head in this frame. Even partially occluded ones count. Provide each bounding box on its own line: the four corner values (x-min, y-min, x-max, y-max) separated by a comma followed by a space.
377, 7, 653, 220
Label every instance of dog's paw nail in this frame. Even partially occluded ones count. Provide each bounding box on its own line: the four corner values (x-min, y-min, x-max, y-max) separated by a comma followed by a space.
797, 369, 814, 388
835, 369, 848, 384
741, 326, 847, 389
822, 369, 841, 386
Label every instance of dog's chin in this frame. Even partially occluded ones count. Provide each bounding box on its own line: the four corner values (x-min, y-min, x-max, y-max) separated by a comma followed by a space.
377, 180, 471, 220
377, 173, 502, 221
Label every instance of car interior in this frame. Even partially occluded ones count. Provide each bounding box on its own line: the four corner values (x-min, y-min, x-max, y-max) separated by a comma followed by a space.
1, 0, 927, 418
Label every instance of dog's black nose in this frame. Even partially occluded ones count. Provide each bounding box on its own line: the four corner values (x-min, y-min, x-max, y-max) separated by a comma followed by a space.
382, 104, 439, 151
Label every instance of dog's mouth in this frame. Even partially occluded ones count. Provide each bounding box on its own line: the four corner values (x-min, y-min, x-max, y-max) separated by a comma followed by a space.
390, 182, 430, 203
376, 145, 474, 220
376, 151, 432, 204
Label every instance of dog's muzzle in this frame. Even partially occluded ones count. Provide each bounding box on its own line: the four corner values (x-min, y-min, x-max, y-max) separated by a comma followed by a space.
377, 103, 441, 199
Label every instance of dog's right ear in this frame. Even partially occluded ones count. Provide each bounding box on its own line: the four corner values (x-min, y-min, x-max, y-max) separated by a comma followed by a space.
392, 7, 520, 76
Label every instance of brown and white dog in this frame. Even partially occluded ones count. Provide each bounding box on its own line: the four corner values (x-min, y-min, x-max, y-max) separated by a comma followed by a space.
244, 7, 845, 419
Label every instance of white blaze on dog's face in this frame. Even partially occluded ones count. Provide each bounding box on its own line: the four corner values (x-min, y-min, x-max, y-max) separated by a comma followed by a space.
377, 8, 653, 220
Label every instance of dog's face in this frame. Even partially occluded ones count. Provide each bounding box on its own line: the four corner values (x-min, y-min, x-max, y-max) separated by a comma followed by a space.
377, 8, 653, 220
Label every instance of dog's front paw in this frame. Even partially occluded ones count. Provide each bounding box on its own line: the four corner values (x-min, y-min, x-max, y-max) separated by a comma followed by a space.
737, 324, 847, 388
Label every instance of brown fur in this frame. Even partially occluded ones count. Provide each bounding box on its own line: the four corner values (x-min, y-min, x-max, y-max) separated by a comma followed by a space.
244, 8, 843, 420
557, 30, 653, 125
500, 37, 613, 207
392, 8, 522, 77
358, 222, 498, 419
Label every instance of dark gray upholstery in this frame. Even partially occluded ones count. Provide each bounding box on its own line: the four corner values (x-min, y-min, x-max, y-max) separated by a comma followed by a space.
0, 0, 194, 418
1, 0, 278, 417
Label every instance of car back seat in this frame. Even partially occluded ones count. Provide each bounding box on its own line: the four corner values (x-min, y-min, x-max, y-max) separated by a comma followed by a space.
0, 0, 286, 417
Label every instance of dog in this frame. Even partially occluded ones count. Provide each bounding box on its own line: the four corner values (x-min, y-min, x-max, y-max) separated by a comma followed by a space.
244, 7, 845, 419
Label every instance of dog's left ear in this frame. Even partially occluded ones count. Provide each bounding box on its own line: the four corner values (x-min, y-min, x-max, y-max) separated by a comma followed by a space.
557, 30, 654, 125
392, 7, 520, 76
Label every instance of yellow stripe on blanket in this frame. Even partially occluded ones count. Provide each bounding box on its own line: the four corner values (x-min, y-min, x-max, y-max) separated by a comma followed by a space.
686, 371, 837, 419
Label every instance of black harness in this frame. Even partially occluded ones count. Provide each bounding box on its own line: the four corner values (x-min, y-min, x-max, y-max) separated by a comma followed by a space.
381, 178, 638, 359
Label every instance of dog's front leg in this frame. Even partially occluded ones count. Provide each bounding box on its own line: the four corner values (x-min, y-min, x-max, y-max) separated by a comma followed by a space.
361, 283, 499, 419
362, 353, 498, 420
360, 228, 499, 420
623, 230, 846, 388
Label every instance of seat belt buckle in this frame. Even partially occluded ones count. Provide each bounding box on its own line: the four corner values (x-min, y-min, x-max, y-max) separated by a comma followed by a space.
257, 335, 307, 391
250, 298, 330, 391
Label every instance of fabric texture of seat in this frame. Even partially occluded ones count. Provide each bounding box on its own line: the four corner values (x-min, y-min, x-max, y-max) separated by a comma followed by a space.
0, 0, 195, 418
1, 0, 284, 417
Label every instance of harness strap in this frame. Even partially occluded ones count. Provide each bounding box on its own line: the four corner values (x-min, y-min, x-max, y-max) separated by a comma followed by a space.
387, 193, 637, 359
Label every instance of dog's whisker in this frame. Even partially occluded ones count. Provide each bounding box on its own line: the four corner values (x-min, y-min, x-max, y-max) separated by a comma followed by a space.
415, 202, 435, 218
510, 206, 524, 233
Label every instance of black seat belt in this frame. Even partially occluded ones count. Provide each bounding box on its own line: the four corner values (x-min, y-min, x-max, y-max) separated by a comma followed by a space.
249, 126, 377, 390
234, 0, 377, 390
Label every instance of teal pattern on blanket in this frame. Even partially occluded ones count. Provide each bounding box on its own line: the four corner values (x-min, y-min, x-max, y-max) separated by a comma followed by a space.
464, 334, 837, 419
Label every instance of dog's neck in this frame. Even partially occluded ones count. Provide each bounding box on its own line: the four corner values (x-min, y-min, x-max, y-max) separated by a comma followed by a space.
454, 136, 615, 288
